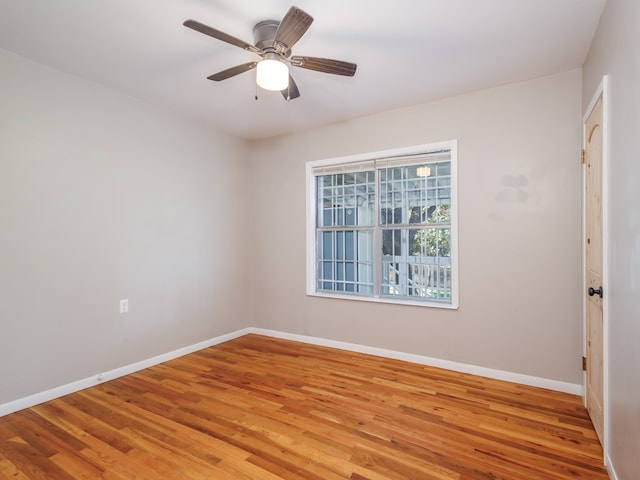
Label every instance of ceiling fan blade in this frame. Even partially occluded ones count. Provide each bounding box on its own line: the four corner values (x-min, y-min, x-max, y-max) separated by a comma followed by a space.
290, 56, 357, 76
183, 19, 260, 54
273, 7, 313, 52
207, 62, 258, 81
281, 74, 301, 101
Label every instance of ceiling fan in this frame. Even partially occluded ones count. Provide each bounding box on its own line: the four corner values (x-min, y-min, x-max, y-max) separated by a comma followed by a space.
183, 6, 357, 101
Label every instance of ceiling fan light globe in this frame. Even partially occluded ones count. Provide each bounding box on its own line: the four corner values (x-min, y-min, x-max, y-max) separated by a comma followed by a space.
256, 58, 289, 91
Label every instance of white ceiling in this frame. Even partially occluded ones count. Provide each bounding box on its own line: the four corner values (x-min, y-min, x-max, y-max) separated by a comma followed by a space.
0, 0, 605, 140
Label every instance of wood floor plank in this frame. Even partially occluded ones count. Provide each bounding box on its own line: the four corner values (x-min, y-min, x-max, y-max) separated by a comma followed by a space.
0, 334, 609, 479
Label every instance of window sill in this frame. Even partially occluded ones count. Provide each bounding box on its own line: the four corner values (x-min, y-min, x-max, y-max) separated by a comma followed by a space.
307, 291, 459, 309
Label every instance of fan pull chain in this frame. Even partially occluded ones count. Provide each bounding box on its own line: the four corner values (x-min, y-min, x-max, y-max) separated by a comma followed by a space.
255, 75, 259, 100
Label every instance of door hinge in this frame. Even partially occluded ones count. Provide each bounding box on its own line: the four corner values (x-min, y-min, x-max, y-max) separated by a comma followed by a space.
581, 149, 586, 164
582, 356, 587, 371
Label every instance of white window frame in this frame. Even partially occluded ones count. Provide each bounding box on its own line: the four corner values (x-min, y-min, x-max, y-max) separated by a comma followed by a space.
306, 140, 459, 309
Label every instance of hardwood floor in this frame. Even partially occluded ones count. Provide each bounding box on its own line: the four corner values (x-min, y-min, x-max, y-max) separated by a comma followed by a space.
0, 334, 608, 479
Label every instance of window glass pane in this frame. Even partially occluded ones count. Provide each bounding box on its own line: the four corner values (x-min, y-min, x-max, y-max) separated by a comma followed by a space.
427, 204, 451, 224
381, 227, 451, 301
316, 229, 374, 294
345, 263, 354, 282
323, 261, 333, 279
322, 231, 333, 259
345, 231, 354, 259
408, 206, 425, 224
436, 162, 451, 176
317, 173, 375, 227
380, 207, 402, 225
382, 229, 401, 256
411, 227, 451, 259
379, 161, 451, 227
336, 231, 344, 260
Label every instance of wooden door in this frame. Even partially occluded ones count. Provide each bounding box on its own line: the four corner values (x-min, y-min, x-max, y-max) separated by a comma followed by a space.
585, 96, 604, 444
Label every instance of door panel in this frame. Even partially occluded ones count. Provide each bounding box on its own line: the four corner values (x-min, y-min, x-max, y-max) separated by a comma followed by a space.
585, 96, 604, 444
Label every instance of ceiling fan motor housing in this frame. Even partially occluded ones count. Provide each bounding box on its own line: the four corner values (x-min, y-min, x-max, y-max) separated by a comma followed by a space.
253, 20, 290, 56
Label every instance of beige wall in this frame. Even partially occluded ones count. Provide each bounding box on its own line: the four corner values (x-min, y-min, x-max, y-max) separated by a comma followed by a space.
582, 0, 640, 477
249, 70, 583, 384
0, 50, 252, 405
0, 47, 589, 412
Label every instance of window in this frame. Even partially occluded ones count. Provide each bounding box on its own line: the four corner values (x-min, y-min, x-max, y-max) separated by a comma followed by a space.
306, 141, 458, 308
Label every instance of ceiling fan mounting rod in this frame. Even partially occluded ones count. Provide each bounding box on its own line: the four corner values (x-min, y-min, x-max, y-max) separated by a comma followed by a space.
254, 21, 276, 46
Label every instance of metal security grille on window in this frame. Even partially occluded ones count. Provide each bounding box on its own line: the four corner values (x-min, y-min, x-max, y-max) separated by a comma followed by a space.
317, 171, 375, 294
315, 151, 453, 303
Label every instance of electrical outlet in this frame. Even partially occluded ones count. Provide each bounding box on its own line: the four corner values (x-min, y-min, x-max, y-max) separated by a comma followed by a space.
119, 299, 129, 314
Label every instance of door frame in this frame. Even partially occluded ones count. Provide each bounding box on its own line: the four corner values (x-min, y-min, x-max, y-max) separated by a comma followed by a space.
582, 75, 609, 459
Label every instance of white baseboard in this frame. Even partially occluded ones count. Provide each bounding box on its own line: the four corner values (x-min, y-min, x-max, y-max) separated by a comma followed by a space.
248, 328, 583, 396
606, 453, 618, 480
0, 328, 252, 417
1, 326, 582, 418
